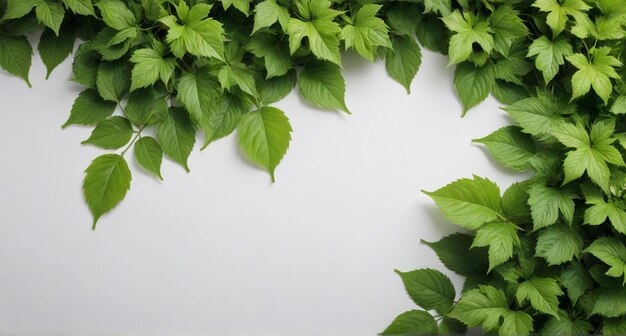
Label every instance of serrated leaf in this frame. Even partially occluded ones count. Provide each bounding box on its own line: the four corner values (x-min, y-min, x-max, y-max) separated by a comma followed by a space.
63, 89, 116, 128
442, 11, 494, 65
222, 0, 251, 15
135, 136, 163, 180
567, 47, 622, 104
95, 0, 136, 30
176, 69, 221, 130
527, 183, 575, 229
385, 35, 421, 94
61, 0, 94, 15
83, 154, 131, 228
560, 262, 593, 304
287, 0, 342, 65
3, 0, 42, 20
593, 288, 626, 317
252, 0, 289, 33
474, 126, 536, 171
247, 33, 291, 78
124, 88, 167, 126
258, 71, 296, 105
585, 237, 626, 283
500, 311, 533, 336
454, 62, 494, 116
0, 35, 32, 86
35, 1, 64, 36
72, 42, 100, 87
472, 221, 520, 271
423, 176, 502, 230
535, 224, 583, 265
237, 106, 292, 181
38, 25, 75, 78
129, 47, 175, 90
489, 6, 528, 55
448, 285, 509, 331
298, 61, 348, 113
340, 4, 391, 61
422, 233, 489, 277
502, 181, 531, 223
158, 107, 196, 172
533, 0, 591, 36
516, 277, 563, 317
204, 91, 249, 146
504, 92, 573, 138
395, 269, 456, 314
381, 310, 438, 335
541, 310, 594, 335
96, 59, 131, 102
527, 36, 573, 84
82, 116, 133, 149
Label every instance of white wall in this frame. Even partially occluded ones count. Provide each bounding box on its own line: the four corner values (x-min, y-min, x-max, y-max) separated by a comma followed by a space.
0, 49, 521, 334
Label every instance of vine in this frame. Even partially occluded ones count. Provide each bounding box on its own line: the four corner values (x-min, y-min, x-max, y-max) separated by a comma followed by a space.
1, 0, 626, 334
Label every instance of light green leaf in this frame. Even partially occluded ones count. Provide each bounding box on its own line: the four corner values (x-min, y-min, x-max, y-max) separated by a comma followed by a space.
129, 47, 175, 91
83, 154, 131, 229
516, 277, 563, 317
567, 47, 622, 104
222, 0, 251, 15
176, 69, 221, 130
488, 6, 529, 55
95, 0, 136, 30
218, 63, 258, 97
504, 92, 573, 138
340, 4, 391, 61
586, 237, 626, 283
385, 35, 422, 94
527, 36, 573, 83
442, 10, 494, 65
472, 221, 520, 271
158, 107, 196, 172
424, 0, 451, 16
423, 176, 502, 230
0, 35, 33, 86
473, 126, 536, 171
96, 59, 131, 102
81, 116, 133, 149
532, 0, 591, 36
298, 61, 349, 113
61, 0, 94, 15
611, 95, 626, 114
535, 224, 583, 265
500, 311, 533, 336
237, 106, 292, 181
252, 0, 289, 33
527, 183, 575, 229
448, 285, 509, 331
382, 310, 438, 335
287, 0, 342, 65
395, 269, 456, 314
3, 0, 42, 20
247, 33, 291, 78
63, 89, 116, 128
454, 62, 494, 116
35, 1, 64, 36
135, 136, 163, 180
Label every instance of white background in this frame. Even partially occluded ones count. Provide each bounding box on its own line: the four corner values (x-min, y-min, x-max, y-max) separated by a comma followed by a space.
0, 49, 521, 334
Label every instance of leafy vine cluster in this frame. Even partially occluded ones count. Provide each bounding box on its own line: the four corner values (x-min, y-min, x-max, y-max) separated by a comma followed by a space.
1, 0, 626, 334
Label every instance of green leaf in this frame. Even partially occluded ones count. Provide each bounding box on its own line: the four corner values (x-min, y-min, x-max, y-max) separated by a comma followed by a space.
453, 62, 494, 116
424, 0, 451, 16
35, 1, 64, 36
504, 92, 573, 138
567, 47, 622, 104
385, 35, 422, 94
442, 10, 494, 65
252, 0, 289, 33
502, 181, 531, 223
488, 6, 529, 55
95, 0, 137, 30
527, 36, 573, 84
500, 311, 533, 336
82, 116, 133, 149
176, 69, 221, 130
83, 154, 131, 229
473, 126, 536, 171
218, 63, 258, 97
247, 33, 291, 78
535, 224, 583, 265
423, 176, 502, 230
585, 237, 626, 283
415, 14, 449, 54
448, 285, 509, 331
158, 107, 196, 172
592, 287, 626, 317
472, 221, 521, 271
96, 59, 131, 102
532, 0, 591, 36
124, 88, 168, 126
385, 3, 419, 36
0, 35, 32, 86
63, 89, 117, 128
38, 25, 75, 78
3, 0, 42, 20
258, 71, 296, 105
516, 277, 563, 317
604, 316, 626, 335
422, 233, 488, 277
222, 0, 251, 16
541, 310, 594, 335
237, 106, 292, 181
395, 269, 456, 314
298, 61, 349, 113
72, 43, 100, 87
611, 95, 626, 114
340, 4, 391, 61
160, 3, 225, 60
560, 262, 593, 304
61, 0, 94, 15
286, 0, 342, 65
134, 136, 163, 180
381, 310, 438, 335
203, 92, 249, 146
527, 183, 575, 229
438, 317, 467, 335
129, 47, 176, 91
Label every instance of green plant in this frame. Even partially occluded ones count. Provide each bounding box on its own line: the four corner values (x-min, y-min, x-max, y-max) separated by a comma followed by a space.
3, 0, 626, 334
381, 0, 626, 335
